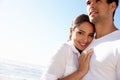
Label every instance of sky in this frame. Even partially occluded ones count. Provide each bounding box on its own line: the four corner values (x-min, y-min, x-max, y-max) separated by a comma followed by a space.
0, 0, 120, 66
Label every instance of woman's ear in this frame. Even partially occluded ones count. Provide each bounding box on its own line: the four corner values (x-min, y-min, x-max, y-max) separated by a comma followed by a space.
70, 27, 73, 34
68, 27, 73, 41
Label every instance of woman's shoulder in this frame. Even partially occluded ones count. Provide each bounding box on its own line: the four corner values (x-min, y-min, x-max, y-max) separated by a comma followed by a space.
57, 42, 72, 50
51, 42, 71, 55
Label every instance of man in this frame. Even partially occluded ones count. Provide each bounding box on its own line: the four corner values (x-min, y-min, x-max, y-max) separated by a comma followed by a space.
82, 0, 120, 80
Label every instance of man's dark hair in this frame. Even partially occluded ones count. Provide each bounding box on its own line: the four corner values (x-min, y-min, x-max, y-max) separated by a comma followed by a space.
107, 0, 119, 20
107, 0, 119, 7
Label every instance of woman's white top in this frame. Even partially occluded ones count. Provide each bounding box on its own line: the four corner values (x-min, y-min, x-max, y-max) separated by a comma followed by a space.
41, 42, 80, 80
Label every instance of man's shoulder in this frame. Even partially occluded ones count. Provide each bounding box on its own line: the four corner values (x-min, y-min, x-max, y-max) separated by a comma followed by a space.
108, 30, 120, 40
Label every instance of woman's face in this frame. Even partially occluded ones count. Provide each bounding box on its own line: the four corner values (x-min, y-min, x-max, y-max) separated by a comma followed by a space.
71, 22, 94, 50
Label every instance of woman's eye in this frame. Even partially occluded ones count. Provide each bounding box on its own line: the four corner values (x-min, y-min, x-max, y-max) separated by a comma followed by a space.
78, 32, 83, 34
96, 0, 101, 2
89, 34, 94, 37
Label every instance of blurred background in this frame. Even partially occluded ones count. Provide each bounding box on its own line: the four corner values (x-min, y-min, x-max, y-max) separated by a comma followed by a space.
0, 0, 120, 79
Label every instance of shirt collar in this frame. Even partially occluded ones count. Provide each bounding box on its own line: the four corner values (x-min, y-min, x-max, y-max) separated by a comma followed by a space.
67, 41, 80, 57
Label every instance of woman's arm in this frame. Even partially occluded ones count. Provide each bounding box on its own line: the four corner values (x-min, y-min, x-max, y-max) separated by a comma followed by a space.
41, 44, 70, 80
58, 49, 93, 80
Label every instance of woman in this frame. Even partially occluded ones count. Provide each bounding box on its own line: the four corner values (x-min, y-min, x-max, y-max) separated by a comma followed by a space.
41, 14, 95, 80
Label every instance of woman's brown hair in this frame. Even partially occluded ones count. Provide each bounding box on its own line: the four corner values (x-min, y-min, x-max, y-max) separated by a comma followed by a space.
68, 14, 95, 41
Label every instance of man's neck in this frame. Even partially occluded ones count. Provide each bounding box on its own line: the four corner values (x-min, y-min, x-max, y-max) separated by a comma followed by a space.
95, 21, 118, 39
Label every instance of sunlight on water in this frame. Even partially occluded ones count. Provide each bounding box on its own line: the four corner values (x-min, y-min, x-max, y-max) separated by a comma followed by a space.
0, 59, 45, 80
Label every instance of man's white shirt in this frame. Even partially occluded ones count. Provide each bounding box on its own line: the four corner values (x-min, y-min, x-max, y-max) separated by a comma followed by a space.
82, 30, 120, 80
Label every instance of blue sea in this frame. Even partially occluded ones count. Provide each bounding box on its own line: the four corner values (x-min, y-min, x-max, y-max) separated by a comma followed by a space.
0, 59, 44, 80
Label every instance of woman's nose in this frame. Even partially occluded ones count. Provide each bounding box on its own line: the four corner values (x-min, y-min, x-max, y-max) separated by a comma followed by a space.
82, 37, 88, 43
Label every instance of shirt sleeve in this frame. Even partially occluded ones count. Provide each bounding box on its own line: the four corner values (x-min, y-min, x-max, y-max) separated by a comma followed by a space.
41, 43, 69, 80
